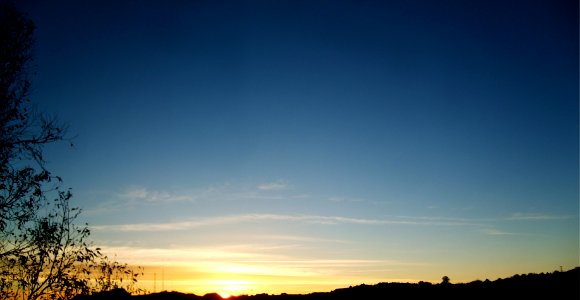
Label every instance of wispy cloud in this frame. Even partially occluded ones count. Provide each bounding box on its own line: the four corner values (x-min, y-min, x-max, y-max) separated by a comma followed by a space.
97, 246, 276, 269
91, 213, 484, 232
480, 228, 516, 236
121, 186, 194, 203
97, 245, 424, 277
257, 180, 289, 191
507, 212, 572, 221
328, 196, 365, 203
84, 182, 309, 216
254, 234, 351, 244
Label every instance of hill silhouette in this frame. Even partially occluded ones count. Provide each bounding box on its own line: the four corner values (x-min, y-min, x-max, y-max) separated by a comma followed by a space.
75, 267, 579, 300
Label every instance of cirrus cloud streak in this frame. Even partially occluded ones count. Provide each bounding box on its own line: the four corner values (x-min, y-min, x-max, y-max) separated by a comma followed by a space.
91, 213, 485, 232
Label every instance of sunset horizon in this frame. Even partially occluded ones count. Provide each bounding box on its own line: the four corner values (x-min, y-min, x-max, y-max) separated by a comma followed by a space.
100, 246, 578, 296
11, 0, 579, 297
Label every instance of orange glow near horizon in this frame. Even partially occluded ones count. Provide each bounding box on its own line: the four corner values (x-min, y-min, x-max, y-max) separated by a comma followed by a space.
130, 262, 579, 296
134, 264, 430, 296
103, 244, 579, 296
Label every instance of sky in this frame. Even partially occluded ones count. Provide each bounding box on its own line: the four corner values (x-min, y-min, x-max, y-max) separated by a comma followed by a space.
16, 0, 579, 296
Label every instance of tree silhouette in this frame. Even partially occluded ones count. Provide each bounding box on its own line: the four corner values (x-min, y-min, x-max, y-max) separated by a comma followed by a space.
441, 276, 450, 285
0, 1, 66, 253
0, 3, 141, 299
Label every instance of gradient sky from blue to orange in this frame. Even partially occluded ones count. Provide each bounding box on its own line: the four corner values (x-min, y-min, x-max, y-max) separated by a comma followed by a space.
16, 0, 579, 295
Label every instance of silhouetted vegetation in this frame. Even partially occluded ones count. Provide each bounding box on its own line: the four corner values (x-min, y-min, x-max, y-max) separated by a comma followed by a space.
78, 268, 579, 300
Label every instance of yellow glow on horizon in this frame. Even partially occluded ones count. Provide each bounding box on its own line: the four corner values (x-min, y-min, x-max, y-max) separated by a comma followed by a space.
210, 279, 252, 295
217, 291, 231, 299
99, 245, 579, 296
136, 273, 407, 296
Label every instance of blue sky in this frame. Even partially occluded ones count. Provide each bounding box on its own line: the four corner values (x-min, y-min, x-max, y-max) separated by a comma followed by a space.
18, 0, 579, 295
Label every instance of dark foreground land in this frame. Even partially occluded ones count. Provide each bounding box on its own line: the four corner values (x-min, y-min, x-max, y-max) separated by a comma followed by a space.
78, 267, 579, 300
